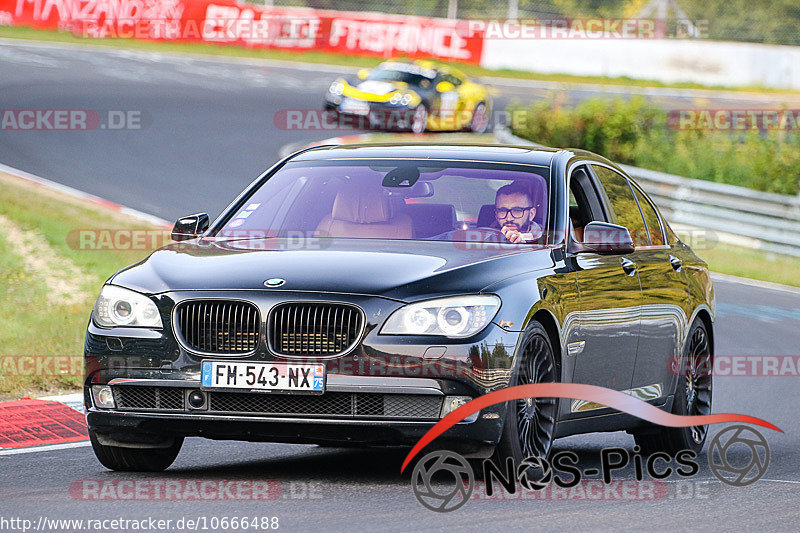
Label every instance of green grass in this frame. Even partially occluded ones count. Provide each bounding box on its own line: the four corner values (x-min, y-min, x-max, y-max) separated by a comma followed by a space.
1, 25, 797, 94
361, 132, 496, 143
509, 97, 800, 195
696, 242, 800, 288
0, 173, 161, 399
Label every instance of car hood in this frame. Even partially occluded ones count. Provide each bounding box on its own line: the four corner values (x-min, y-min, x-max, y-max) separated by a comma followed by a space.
342, 80, 415, 101
111, 238, 555, 301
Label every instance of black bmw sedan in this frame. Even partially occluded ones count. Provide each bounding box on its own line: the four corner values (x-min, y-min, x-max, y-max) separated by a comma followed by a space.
84, 143, 715, 471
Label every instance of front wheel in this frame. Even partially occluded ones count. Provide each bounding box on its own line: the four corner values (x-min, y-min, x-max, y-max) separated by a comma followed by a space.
469, 102, 489, 134
634, 318, 713, 455
90, 431, 184, 472
494, 321, 558, 466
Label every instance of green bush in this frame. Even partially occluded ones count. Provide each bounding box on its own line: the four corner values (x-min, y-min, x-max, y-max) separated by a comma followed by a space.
508, 97, 800, 195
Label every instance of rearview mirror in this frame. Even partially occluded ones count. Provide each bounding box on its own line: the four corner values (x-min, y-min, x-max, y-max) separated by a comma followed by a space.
357, 68, 369, 80
572, 221, 635, 254
171, 213, 209, 241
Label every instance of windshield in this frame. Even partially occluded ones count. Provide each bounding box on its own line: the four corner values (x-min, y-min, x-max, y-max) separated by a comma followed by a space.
216, 160, 550, 244
367, 69, 429, 86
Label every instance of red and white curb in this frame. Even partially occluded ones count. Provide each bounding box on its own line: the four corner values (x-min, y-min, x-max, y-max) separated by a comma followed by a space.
0, 162, 170, 228
0, 393, 89, 455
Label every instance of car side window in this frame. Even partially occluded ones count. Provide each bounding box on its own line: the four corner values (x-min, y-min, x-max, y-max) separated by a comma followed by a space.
631, 185, 665, 246
443, 73, 462, 87
592, 165, 650, 247
568, 165, 607, 242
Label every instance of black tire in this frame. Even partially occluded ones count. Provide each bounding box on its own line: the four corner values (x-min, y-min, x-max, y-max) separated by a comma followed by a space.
410, 105, 428, 134
634, 319, 713, 455
90, 431, 183, 472
469, 102, 489, 134
493, 321, 558, 466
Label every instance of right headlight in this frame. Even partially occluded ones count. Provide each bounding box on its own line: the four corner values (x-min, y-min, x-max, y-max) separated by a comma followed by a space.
380, 295, 501, 338
329, 81, 345, 95
92, 285, 162, 328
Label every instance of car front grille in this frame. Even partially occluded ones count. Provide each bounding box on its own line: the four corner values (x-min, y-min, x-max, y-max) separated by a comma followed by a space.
109, 386, 442, 419
268, 302, 364, 357
175, 300, 260, 354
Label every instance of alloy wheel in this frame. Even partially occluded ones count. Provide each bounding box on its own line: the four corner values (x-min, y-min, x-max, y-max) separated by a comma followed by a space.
685, 326, 713, 444
515, 334, 557, 459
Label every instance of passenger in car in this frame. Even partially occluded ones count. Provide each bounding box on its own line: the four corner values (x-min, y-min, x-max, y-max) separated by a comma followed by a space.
491, 182, 543, 244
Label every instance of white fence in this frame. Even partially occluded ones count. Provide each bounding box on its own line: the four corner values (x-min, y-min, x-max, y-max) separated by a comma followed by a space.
481, 38, 800, 90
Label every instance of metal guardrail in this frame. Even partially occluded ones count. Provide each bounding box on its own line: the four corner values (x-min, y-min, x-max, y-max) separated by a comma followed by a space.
495, 126, 800, 258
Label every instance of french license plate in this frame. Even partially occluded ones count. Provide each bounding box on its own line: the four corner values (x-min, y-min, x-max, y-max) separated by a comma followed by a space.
201, 361, 325, 394
340, 98, 370, 115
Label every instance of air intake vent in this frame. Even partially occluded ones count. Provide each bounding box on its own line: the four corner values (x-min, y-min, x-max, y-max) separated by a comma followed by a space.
113, 386, 184, 411
268, 302, 364, 357
175, 300, 260, 354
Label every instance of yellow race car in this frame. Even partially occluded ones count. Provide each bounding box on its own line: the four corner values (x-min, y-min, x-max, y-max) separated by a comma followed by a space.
324, 59, 492, 134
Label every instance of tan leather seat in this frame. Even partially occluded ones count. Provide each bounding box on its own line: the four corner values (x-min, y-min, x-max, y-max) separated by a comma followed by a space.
316, 184, 412, 239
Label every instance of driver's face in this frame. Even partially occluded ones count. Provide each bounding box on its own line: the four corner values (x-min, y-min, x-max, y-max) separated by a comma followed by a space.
495, 192, 535, 231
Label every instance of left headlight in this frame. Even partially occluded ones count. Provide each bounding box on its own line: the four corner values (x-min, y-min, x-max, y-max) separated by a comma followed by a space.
329, 81, 345, 95
380, 295, 501, 338
92, 285, 162, 328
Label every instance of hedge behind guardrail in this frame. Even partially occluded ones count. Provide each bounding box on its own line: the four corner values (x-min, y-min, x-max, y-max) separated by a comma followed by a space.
507, 97, 800, 195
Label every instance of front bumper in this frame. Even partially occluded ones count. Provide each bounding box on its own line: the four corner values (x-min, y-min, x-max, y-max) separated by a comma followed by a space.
86, 413, 496, 456
323, 97, 416, 131
85, 374, 506, 455
84, 290, 520, 451
85, 382, 503, 455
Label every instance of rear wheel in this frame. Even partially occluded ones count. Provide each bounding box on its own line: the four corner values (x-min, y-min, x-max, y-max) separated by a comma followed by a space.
634, 319, 713, 455
494, 321, 558, 466
90, 431, 183, 472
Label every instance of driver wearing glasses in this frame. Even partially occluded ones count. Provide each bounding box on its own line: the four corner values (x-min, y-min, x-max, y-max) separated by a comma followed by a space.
492, 182, 543, 244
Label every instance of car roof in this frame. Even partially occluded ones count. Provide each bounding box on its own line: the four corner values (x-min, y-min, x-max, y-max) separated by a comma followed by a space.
376, 58, 466, 78
291, 143, 562, 167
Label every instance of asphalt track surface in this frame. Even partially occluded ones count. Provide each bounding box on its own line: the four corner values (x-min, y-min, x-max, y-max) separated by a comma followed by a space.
1, 39, 799, 531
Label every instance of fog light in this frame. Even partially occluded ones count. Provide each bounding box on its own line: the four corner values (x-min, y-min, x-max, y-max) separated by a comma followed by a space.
92, 386, 115, 409
441, 396, 478, 422
187, 390, 207, 410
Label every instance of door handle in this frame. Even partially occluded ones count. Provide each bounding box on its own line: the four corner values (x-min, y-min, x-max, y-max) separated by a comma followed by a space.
669, 255, 682, 271
621, 257, 637, 275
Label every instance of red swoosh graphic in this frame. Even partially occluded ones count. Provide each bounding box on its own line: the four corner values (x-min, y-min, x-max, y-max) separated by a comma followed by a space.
400, 383, 782, 473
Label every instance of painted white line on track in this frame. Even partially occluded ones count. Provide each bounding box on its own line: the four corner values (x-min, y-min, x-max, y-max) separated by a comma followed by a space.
479, 75, 800, 103
0, 38, 359, 75
2, 37, 798, 103
711, 272, 800, 296
38, 392, 85, 413
0, 441, 90, 456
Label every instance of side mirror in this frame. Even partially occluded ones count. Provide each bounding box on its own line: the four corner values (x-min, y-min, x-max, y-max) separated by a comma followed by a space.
357, 68, 369, 80
572, 221, 635, 254
436, 81, 455, 93
171, 213, 209, 242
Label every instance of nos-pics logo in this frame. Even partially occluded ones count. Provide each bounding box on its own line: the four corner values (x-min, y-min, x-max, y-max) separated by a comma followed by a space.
411, 424, 770, 512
